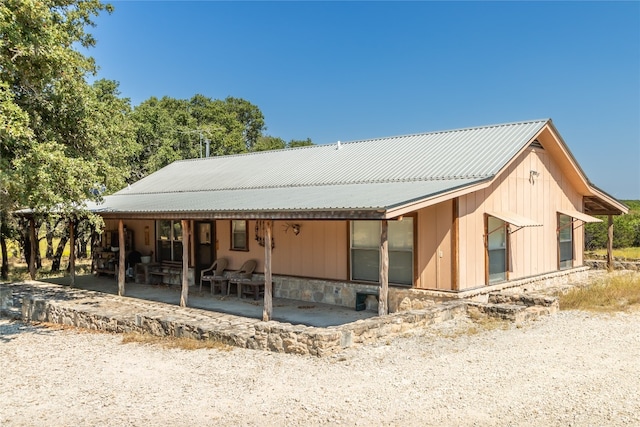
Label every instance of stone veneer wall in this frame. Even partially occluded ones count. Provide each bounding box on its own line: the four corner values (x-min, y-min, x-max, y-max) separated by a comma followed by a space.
584, 255, 640, 271
19, 294, 469, 356
258, 267, 591, 312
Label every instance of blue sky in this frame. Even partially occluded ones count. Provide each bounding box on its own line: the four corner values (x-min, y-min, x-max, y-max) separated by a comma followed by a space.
86, 1, 639, 199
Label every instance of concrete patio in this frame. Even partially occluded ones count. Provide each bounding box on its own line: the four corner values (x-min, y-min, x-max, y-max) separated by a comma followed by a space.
41, 274, 377, 328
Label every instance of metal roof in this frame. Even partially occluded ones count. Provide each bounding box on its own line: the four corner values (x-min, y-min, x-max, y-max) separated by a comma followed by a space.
96, 119, 549, 218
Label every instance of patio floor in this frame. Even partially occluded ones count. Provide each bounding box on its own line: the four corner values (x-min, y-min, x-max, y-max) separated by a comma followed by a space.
41, 274, 377, 328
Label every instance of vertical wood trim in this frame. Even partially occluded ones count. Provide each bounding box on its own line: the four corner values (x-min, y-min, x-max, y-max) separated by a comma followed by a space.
263, 220, 273, 321
379, 220, 389, 316
118, 220, 125, 296
451, 198, 459, 291
346, 221, 351, 280
69, 220, 76, 287
556, 213, 560, 270
28, 217, 36, 280
483, 214, 489, 286
180, 220, 189, 307
607, 215, 614, 272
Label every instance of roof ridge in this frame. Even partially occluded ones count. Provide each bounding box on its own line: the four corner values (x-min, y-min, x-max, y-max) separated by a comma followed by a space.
336, 118, 549, 146
118, 175, 493, 196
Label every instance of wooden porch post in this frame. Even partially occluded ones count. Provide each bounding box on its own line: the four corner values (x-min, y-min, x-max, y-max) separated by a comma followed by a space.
379, 220, 389, 316
607, 214, 614, 272
180, 220, 190, 307
263, 220, 273, 321
118, 220, 125, 296
28, 216, 37, 280
69, 219, 76, 287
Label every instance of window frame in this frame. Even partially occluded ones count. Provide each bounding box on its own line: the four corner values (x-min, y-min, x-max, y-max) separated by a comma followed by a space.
156, 220, 183, 262
349, 218, 414, 286
558, 213, 574, 270
485, 215, 508, 285
230, 220, 249, 251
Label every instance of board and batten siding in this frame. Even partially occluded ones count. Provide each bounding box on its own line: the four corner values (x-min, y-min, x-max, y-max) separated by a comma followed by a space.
415, 201, 453, 290
216, 220, 349, 280
458, 145, 584, 290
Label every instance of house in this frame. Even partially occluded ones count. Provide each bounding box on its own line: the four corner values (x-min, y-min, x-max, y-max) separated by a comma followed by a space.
90, 118, 627, 318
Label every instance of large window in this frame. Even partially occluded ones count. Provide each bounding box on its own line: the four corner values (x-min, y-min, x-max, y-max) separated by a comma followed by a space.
558, 214, 573, 270
156, 220, 183, 262
487, 216, 507, 283
231, 220, 248, 251
350, 219, 413, 285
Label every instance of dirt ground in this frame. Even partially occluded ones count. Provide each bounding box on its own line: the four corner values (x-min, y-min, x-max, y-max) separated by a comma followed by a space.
1, 307, 639, 426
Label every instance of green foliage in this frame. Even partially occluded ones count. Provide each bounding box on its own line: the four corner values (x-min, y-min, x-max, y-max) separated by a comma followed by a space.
253, 136, 314, 152
0, 0, 135, 216
585, 200, 640, 250
129, 94, 267, 179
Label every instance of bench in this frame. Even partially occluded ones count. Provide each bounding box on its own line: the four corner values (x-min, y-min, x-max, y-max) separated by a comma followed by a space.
149, 261, 183, 286
355, 290, 379, 311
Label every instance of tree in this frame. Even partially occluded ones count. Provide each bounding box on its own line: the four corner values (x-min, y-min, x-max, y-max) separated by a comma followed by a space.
130, 94, 267, 179
1, 0, 136, 278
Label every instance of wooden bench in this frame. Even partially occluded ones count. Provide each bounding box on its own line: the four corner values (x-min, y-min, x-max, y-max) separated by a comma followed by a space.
149, 261, 183, 286
355, 290, 379, 311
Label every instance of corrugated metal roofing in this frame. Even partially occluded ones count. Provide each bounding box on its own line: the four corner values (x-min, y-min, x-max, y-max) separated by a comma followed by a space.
97, 119, 549, 217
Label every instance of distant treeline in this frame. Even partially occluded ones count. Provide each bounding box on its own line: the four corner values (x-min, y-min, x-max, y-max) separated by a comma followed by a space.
585, 200, 640, 249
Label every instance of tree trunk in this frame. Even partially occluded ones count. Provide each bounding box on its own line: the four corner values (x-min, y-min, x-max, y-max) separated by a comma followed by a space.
69, 220, 76, 287
0, 232, 8, 280
77, 238, 88, 258
263, 220, 273, 321
51, 225, 69, 272
180, 220, 189, 307
378, 220, 389, 316
29, 217, 37, 280
45, 221, 55, 259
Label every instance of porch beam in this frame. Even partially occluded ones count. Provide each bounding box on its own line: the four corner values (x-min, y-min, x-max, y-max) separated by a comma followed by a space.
379, 220, 389, 316
180, 220, 190, 307
263, 220, 273, 321
118, 220, 125, 296
98, 210, 387, 221
607, 215, 613, 272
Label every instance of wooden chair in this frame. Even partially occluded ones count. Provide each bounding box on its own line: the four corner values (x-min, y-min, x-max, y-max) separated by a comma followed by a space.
199, 258, 228, 293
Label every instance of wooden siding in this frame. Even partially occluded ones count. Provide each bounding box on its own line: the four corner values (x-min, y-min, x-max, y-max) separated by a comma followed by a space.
216, 220, 349, 280
415, 200, 453, 290
458, 145, 584, 290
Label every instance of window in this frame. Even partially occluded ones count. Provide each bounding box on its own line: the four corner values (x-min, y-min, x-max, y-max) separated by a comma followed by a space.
487, 216, 507, 283
558, 214, 573, 269
156, 220, 183, 262
231, 220, 248, 251
350, 218, 414, 285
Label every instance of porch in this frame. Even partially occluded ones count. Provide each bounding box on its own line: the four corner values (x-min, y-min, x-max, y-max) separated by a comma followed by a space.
42, 274, 376, 328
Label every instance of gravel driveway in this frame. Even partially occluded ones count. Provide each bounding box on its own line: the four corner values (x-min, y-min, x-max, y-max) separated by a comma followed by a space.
1, 307, 638, 426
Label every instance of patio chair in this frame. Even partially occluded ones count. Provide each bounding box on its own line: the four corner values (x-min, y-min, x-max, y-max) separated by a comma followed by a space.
228, 259, 257, 280
199, 258, 228, 293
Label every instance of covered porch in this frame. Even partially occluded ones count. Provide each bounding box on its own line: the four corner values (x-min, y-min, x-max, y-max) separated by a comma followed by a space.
43, 273, 377, 328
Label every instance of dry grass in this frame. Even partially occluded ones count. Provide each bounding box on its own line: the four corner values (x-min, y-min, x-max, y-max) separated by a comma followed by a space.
559, 272, 640, 312
121, 332, 233, 351
589, 247, 640, 259
3, 258, 93, 283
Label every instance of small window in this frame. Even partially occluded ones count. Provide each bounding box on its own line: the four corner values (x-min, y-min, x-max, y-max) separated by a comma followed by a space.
487, 216, 507, 283
558, 214, 573, 269
231, 220, 248, 251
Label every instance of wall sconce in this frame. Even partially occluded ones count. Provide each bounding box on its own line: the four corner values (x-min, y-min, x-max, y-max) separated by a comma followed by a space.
284, 223, 301, 235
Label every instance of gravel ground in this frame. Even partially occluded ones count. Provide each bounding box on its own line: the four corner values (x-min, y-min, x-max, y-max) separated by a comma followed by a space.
1, 307, 639, 427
